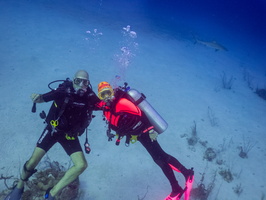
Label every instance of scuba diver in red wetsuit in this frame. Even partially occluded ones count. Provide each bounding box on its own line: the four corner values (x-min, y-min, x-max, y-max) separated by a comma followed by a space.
97, 82, 194, 200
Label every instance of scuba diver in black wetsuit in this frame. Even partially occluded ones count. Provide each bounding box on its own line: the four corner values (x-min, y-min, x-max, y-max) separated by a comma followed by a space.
5, 70, 101, 200
96, 82, 194, 200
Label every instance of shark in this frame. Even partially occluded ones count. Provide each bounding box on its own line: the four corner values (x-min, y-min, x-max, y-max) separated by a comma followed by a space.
193, 36, 228, 51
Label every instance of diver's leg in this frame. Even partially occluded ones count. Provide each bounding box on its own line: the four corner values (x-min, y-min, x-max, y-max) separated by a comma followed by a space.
17, 126, 55, 189
5, 126, 55, 200
48, 151, 87, 197
138, 133, 185, 199
17, 147, 46, 188
167, 155, 194, 179
4, 147, 46, 200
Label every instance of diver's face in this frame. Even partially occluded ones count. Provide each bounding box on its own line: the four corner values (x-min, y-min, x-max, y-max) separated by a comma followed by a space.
101, 90, 113, 102
98, 89, 114, 102
73, 77, 89, 92
73, 70, 89, 92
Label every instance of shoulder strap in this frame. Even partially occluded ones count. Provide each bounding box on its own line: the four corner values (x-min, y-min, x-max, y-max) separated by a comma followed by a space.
56, 96, 69, 120
55, 80, 72, 120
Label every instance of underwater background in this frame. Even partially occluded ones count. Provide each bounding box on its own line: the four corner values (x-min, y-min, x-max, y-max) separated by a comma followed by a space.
0, 0, 265, 199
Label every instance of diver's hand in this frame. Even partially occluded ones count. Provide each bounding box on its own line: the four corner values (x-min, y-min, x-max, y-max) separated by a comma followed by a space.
106, 130, 115, 141
149, 129, 158, 142
31, 93, 44, 103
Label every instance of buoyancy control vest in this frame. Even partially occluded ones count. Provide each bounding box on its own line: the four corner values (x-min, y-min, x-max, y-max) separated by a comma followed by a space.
114, 83, 168, 134
42, 79, 95, 137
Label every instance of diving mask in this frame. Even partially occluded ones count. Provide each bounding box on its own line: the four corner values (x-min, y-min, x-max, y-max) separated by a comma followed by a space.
98, 89, 114, 100
73, 78, 89, 92
74, 78, 89, 86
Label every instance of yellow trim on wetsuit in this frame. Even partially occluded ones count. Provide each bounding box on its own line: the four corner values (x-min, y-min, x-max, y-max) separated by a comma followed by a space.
65, 134, 76, 140
54, 102, 58, 107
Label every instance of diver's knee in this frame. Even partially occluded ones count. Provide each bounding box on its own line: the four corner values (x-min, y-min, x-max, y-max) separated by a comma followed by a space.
75, 160, 88, 173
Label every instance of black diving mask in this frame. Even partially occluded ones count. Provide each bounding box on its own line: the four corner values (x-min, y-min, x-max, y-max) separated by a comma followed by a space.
74, 78, 89, 86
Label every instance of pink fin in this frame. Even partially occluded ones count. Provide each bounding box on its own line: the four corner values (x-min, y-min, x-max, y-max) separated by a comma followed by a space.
184, 175, 194, 200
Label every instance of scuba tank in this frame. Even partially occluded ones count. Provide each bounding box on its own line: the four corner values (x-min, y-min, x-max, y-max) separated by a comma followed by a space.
127, 88, 168, 134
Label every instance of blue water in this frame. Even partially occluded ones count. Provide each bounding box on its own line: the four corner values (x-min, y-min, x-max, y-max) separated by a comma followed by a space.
0, 0, 265, 200
73, 0, 266, 60
103, 0, 266, 68
1, 0, 264, 70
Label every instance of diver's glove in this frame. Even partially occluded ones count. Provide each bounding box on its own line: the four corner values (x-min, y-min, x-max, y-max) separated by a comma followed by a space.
149, 129, 158, 142
31, 93, 44, 103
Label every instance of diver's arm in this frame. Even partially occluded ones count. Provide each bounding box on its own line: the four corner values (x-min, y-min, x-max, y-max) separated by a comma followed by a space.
31, 88, 63, 103
89, 91, 102, 111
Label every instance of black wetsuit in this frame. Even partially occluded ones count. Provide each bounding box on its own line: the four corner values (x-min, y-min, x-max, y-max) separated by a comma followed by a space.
103, 96, 188, 193
36, 80, 100, 156
138, 133, 187, 193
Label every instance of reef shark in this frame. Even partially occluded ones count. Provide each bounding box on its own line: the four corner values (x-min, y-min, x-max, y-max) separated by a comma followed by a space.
193, 37, 228, 51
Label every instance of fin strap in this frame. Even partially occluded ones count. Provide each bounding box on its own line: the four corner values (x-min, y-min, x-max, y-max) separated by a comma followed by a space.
20, 161, 37, 182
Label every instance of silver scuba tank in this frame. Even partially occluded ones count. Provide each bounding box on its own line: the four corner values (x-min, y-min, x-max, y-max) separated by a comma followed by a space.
127, 89, 168, 134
